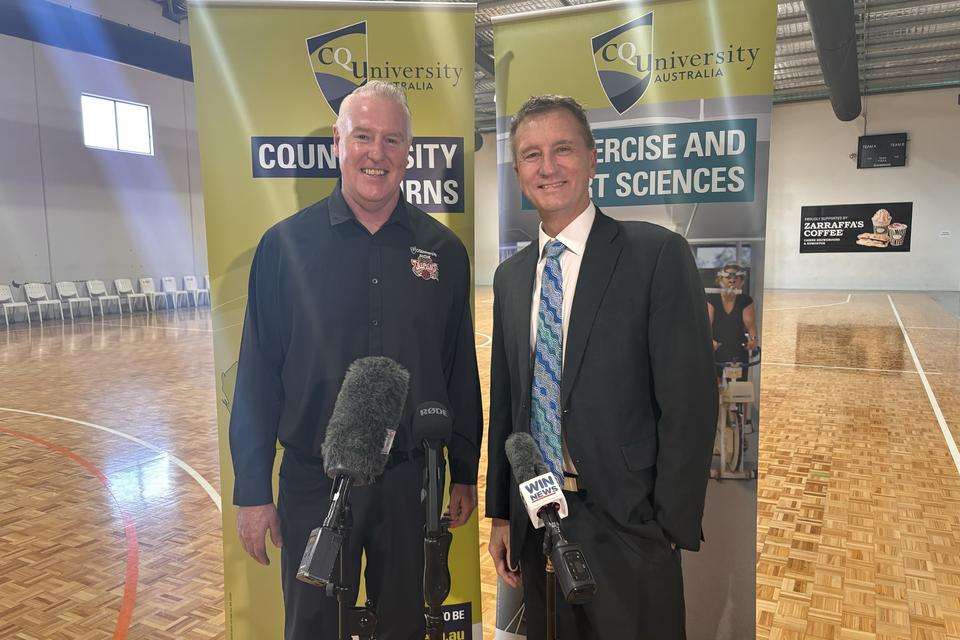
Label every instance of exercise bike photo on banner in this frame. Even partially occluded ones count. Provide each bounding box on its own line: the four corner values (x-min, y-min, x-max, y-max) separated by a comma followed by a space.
696, 245, 761, 481
492, 0, 774, 638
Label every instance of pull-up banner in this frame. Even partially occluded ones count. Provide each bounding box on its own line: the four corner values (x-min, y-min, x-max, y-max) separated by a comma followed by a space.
493, 2, 775, 638
189, 2, 479, 638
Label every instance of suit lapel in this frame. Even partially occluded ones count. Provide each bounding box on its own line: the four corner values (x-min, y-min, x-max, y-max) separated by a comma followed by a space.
561, 210, 622, 408
509, 245, 538, 400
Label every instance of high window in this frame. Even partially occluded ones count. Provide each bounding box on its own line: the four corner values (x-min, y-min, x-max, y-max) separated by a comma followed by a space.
81, 94, 153, 155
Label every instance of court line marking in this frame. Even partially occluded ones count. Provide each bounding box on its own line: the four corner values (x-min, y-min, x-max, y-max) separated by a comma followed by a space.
3, 316, 215, 335
888, 295, 960, 477
211, 294, 247, 312
765, 293, 852, 312
906, 326, 960, 331
764, 361, 942, 375
96, 320, 215, 334
0, 425, 139, 639
0, 407, 222, 511
475, 331, 492, 348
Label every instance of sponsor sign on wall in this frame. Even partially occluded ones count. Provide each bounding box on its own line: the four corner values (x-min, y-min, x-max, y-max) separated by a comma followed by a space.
800, 202, 913, 253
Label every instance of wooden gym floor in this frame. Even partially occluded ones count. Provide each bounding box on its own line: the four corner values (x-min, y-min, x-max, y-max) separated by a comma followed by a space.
0, 289, 958, 639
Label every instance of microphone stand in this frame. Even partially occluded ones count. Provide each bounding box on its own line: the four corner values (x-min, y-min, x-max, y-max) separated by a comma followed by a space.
423, 440, 452, 640
322, 476, 378, 640
542, 519, 561, 640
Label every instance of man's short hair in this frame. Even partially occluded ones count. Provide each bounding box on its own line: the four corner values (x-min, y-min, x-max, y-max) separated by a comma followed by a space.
509, 94, 595, 160
336, 80, 413, 141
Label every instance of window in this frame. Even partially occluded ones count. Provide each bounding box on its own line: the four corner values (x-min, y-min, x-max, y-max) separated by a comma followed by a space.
81, 94, 153, 155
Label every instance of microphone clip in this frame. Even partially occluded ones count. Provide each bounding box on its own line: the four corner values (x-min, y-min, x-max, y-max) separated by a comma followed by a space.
541, 518, 597, 605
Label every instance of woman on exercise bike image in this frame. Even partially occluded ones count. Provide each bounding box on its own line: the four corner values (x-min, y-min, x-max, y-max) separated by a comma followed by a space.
706, 264, 758, 380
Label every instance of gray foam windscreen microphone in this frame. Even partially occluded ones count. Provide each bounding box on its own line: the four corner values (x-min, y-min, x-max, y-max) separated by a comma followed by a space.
321, 356, 410, 485
505, 432, 552, 484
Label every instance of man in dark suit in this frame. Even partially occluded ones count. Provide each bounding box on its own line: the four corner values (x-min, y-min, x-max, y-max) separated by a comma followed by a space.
485, 94, 717, 639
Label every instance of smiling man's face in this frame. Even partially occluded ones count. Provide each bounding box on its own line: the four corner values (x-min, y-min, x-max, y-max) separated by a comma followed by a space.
513, 108, 596, 227
333, 93, 410, 215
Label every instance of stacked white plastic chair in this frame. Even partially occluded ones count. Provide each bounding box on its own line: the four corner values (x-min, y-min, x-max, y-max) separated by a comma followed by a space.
138, 278, 169, 312
24, 283, 64, 324
183, 275, 210, 307
161, 276, 189, 309
55, 281, 94, 320
115, 278, 149, 313
0, 285, 30, 327
86, 280, 122, 317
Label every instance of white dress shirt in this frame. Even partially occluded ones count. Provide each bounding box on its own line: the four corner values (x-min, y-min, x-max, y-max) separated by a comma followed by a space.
529, 202, 596, 475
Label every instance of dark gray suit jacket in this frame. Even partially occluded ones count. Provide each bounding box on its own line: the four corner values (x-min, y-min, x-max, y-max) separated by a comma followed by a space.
485, 209, 718, 567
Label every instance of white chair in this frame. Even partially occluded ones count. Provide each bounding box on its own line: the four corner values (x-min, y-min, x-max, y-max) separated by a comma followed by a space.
55, 281, 94, 320
161, 276, 189, 309
24, 283, 64, 324
138, 278, 169, 312
183, 275, 210, 307
115, 278, 149, 313
0, 284, 30, 327
86, 280, 122, 317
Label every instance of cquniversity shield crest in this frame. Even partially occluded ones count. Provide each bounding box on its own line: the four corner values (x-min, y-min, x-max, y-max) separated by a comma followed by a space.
306, 21, 368, 114
592, 13, 654, 114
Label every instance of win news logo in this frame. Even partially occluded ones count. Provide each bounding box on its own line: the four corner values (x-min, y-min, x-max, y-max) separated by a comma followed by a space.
306, 21, 368, 115
592, 12, 654, 114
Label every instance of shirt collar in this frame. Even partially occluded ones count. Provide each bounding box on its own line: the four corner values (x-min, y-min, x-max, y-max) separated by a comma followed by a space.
328, 181, 412, 231
537, 202, 596, 258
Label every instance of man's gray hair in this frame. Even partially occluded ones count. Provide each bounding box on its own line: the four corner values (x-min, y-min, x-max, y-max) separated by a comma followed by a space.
336, 80, 413, 141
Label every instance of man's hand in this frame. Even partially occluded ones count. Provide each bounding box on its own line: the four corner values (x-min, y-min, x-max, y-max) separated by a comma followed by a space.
488, 518, 521, 589
237, 503, 283, 566
446, 483, 477, 528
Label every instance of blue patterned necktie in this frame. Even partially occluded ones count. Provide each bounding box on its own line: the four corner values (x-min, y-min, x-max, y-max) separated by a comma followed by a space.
531, 239, 566, 485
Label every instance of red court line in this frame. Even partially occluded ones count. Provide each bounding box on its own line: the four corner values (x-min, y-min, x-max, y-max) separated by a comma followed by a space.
0, 425, 139, 640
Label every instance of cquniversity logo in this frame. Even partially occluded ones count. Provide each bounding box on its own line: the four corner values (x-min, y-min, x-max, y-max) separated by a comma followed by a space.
306, 21, 368, 114
592, 12, 654, 114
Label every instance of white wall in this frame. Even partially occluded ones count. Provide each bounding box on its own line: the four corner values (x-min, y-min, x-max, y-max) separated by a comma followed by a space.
766, 88, 960, 291
0, 35, 48, 284
0, 30, 205, 296
474, 132, 499, 286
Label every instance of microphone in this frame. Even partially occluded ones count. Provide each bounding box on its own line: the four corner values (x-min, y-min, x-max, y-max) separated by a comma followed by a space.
298, 357, 410, 587
505, 433, 597, 605
504, 432, 568, 526
321, 356, 411, 484
412, 401, 452, 445
413, 401, 454, 639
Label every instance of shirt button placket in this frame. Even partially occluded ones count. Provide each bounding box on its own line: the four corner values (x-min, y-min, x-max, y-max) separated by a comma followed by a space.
369, 245, 382, 354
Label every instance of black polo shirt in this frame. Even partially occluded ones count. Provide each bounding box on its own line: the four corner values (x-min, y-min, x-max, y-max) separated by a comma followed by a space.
229, 184, 482, 506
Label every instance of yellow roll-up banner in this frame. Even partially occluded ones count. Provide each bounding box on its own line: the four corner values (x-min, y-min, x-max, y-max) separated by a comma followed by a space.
493, 1, 776, 638
189, 2, 480, 638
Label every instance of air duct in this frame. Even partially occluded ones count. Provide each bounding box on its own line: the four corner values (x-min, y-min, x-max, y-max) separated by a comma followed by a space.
802, 0, 863, 120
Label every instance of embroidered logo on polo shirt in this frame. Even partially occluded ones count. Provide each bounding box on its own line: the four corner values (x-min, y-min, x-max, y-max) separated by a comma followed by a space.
410, 246, 439, 282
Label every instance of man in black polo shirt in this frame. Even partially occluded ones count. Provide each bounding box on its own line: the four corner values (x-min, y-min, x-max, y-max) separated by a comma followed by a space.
229, 81, 482, 640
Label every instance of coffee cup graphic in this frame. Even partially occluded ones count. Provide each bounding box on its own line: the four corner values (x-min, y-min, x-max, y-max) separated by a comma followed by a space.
888, 222, 908, 246
872, 208, 893, 235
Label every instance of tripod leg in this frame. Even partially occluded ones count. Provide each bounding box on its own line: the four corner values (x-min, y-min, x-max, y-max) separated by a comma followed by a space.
545, 560, 556, 640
